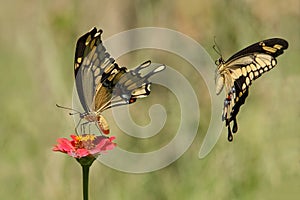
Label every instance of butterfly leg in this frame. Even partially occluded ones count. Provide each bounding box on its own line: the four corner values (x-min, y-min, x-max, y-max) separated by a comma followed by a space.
79, 121, 90, 134
88, 123, 92, 133
74, 118, 83, 135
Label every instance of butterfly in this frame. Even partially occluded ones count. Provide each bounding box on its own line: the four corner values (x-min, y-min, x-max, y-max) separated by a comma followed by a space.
59, 27, 165, 135
214, 38, 288, 141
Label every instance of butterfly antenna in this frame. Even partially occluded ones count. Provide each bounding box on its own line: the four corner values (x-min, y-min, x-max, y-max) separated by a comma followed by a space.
56, 104, 81, 115
213, 36, 222, 57
213, 36, 224, 65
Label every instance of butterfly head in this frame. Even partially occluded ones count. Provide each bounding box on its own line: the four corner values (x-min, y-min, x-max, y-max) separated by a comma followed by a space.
215, 57, 225, 67
214, 56, 225, 95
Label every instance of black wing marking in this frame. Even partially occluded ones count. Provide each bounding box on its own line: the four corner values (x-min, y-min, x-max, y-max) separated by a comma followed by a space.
226, 38, 288, 62
222, 75, 249, 141
217, 38, 288, 141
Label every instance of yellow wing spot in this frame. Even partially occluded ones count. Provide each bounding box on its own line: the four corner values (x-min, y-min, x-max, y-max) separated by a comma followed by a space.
94, 32, 101, 37
235, 96, 239, 102
90, 39, 96, 49
77, 57, 82, 64
271, 59, 277, 66
259, 69, 264, 74
242, 67, 247, 76
104, 64, 115, 73
85, 35, 92, 45
239, 92, 243, 97
132, 88, 148, 96
246, 65, 252, 72
264, 67, 268, 72
249, 71, 254, 80
254, 71, 259, 77
246, 77, 250, 85
242, 83, 247, 90
274, 44, 283, 49
250, 63, 257, 71
262, 46, 277, 53
146, 84, 151, 91
268, 64, 273, 70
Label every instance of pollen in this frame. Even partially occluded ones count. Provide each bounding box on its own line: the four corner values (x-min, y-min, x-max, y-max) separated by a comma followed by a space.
75, 134, 97, 143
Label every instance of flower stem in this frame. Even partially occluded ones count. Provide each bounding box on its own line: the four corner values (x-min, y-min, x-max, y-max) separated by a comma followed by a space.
82, 164, 90, 200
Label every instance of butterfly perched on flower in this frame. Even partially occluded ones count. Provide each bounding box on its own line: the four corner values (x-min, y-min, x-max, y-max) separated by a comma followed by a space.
214, 38, 288, 141
58, 27, 165, 135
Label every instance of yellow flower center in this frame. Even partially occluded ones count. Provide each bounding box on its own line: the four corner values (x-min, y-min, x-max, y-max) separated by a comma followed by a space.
75, 134, 97, 150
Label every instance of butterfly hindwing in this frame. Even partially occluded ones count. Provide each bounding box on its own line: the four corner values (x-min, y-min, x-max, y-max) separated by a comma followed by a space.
100, 61, 166, 109
216, 38, 288, 141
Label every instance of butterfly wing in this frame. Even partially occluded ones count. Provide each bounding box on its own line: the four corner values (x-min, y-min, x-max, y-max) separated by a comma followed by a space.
74, 27, 115, 113
226, 38, 288, 61
216, 38, 288, 141
112, 61, 166, 104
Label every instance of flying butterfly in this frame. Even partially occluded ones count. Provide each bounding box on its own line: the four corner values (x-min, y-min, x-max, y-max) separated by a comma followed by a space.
58, 27, 165, 135
214, 38, 288, 141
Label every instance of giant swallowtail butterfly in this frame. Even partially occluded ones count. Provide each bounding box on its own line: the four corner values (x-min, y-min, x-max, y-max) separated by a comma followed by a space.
215, 38, 288, 141
59, 27, 165, 135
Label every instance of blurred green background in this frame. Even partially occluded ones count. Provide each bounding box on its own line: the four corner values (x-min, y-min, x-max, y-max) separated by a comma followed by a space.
1, 0, 299, 199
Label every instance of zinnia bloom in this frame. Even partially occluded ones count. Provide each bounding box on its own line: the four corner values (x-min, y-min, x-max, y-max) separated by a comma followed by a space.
53, 134, 116, 158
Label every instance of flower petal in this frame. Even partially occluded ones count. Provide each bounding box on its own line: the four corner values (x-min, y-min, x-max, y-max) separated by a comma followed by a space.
68, 148, 90, 158
52, 138, 75, 153
53, 134, 116, 158
91, 137, 116, 154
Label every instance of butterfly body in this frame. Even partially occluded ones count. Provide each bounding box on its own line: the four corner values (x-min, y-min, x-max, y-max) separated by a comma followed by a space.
215, 38, 288, 141
80, 112, 109, 135
73, 27, 165, 135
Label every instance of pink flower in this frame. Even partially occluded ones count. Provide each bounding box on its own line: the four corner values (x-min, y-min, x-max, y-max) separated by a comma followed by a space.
53, 134, 116, 158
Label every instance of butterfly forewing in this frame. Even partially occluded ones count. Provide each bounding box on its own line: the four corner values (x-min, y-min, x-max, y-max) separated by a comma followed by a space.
74, 28, 114, 113
216, 38, 288, 141
225, 38, 288, 62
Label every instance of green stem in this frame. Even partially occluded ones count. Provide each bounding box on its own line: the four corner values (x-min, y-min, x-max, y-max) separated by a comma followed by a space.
82, 164, 90, 200
77, 156, 95, 200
